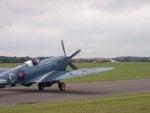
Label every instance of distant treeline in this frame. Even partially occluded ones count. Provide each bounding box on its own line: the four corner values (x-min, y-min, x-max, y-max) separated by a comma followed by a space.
113, 56, 150, 62
0, 56, 150, 63
0, 56, 48, 63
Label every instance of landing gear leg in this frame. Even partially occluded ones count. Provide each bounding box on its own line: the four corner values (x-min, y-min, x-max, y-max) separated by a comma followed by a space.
38, 83, 44, 91
58, 82, 66, 91
38, 82, 66, 91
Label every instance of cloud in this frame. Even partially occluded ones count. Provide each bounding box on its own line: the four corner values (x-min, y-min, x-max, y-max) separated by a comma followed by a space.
0, 0, 150, 57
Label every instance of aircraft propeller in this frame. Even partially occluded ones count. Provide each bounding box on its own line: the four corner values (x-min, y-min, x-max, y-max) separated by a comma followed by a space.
61, 40, 81, 70
61, 40, 67, 56
69, 49, 81, 59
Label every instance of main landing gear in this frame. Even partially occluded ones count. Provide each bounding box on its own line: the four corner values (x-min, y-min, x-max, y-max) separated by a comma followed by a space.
38, 81, 66, 91
58, 82, 66, 91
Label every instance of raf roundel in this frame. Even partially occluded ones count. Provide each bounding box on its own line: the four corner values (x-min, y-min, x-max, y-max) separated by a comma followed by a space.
17, 71, 25, 80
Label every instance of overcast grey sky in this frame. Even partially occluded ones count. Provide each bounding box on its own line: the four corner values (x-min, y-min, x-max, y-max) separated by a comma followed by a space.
0, 0, 150, 58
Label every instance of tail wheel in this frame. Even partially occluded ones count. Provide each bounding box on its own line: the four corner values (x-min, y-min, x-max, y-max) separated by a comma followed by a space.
0, 85, 6, 88
58, 82, 66, 91
38, 83, 44, 91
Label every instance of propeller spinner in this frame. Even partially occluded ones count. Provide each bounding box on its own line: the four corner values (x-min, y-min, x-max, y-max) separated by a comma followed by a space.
60, 40, 81, 70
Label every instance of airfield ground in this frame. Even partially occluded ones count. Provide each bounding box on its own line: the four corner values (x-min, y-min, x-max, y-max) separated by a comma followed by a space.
0, 62, 150, 113
0, 93, 150, 113
1, 79, 150, 106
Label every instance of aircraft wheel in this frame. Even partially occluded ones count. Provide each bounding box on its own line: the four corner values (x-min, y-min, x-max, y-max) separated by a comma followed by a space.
58, 82, 66, 91
38, 83, 44, 91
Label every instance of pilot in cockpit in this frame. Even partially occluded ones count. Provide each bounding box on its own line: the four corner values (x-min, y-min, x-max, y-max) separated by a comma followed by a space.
24, 58, 40, 67
32, 58, 40, 65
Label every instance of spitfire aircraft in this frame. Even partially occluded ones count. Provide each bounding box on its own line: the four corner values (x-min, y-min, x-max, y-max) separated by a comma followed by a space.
0, 41, 114, 91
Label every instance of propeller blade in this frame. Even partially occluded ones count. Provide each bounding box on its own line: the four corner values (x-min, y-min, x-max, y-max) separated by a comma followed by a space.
69, 62, 78, 70
61, 40, 66, 56
69, 49, 81, 59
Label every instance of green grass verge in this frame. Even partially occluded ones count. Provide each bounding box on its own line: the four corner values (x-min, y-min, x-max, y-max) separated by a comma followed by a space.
0, 62, 150, 83
64, 62, 150, 83
0, 63, 20, 68
0, 93, 150, 113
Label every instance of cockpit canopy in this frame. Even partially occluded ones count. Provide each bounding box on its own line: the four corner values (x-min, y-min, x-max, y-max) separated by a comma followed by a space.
24, 59, 40, 67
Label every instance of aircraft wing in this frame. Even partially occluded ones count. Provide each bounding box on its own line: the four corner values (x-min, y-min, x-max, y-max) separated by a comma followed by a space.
25, 71, 59, 84
0, 79, 8, 85
25, 67, 114, 84
0, 68, 11, 74
48, 67, 114, 82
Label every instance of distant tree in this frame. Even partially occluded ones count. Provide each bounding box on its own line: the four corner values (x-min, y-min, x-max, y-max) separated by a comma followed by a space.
113, 56, 150, 62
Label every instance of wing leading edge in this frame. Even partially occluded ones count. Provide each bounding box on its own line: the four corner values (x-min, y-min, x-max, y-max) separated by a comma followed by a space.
0, 79, 8, 85
0, 68, 11, 74
48, 67, 114, 82
25, 67, 114, 84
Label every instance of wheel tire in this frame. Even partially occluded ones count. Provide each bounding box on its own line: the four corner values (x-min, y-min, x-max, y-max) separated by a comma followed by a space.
58, 82, 66, 91
38, 83, 44, 91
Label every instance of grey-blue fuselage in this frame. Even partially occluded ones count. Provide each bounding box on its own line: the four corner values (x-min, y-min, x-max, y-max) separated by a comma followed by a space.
0, 56, 69, 87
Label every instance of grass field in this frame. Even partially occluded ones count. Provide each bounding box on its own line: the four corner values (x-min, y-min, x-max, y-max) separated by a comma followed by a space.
0, 62, 150, 83
0, 63, 150, 113
64, 62, 150, 83
0, 93, 150, 113
0, 63, 20, 68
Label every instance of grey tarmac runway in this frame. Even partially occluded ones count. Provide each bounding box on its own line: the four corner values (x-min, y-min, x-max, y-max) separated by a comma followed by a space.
1, 79, 150, 106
